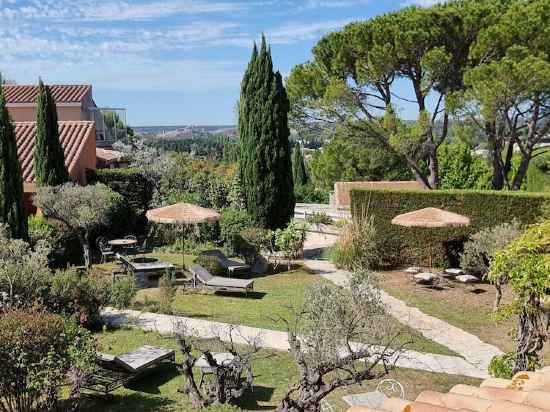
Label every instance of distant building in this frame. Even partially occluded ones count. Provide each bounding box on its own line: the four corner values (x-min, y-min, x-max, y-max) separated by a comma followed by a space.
331, 181, 425, 209
4, 84, 127, 147
3, 83, 127, 214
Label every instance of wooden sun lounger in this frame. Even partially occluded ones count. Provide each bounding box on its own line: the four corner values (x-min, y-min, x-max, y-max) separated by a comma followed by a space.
84, 345, 176, 394
200, 250, 250, 276
190, 264, 254, 295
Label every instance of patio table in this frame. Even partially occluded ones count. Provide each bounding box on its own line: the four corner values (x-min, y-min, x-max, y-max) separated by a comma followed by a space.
109, 239, 138, 247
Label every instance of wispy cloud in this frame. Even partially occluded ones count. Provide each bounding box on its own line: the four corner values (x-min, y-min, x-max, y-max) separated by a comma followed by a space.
402, 0, 446, 7
268, 18, 354, 44
1, 0, 247, 21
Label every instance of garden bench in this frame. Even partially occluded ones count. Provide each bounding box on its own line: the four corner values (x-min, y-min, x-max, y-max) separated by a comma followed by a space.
190, 264, 254, 295
84, 345, 176, 395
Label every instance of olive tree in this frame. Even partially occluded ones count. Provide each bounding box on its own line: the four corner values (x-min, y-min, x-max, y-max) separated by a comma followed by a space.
174, 323, 260, 409
460, 221, 522, 311
34, 183, 121, 268
276, 269, 403, 412
113, 139, 175, 205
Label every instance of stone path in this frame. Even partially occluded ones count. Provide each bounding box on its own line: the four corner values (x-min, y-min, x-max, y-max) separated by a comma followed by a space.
299, 257, 503, 373
102, 307, 488, 379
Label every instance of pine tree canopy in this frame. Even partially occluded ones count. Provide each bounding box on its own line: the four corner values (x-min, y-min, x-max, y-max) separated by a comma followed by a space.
239, 35, 295, 230
35, 79, 70, 187
0, 84, 28, 239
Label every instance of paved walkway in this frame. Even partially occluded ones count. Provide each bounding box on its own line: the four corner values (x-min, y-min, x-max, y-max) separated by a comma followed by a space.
102, 307, 488, 379
299, 258, 503, 373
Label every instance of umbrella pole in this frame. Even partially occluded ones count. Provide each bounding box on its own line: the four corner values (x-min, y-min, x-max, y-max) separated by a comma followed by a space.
181, 224, 186, 272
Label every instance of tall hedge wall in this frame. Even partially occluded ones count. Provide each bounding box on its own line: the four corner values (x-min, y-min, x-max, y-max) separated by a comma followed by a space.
350, 189, 550, 267
87, 168, 153, 235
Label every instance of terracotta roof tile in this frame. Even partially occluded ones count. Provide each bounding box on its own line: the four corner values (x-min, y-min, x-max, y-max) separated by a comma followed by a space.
346, 367, 550, 412
4, 85, 91, 104
96, 148, 126, 163
14, 121, 95, 183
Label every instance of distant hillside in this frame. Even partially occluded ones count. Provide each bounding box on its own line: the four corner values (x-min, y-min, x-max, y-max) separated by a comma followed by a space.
134, 125, 236, 138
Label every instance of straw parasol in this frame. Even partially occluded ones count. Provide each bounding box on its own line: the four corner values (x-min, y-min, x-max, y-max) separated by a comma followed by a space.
391, 207, 471, 228
391, 207, 471, 267
146, 203, 221, 270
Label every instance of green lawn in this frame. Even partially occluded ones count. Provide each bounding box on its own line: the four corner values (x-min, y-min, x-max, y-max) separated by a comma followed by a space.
79, 328, 480, 412
96, 252, 457, 357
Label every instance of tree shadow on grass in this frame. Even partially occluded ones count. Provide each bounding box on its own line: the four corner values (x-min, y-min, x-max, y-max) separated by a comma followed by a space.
237, 385, 276, 411
80, 391, 176, 412
214, 291, 267, 300
126, 364, 180, 394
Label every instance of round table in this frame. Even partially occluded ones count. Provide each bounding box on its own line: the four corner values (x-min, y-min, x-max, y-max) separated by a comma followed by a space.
109, 239, 138, 247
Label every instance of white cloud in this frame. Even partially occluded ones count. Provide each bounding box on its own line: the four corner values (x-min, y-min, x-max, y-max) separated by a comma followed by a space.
268, 18, 354, 44
1, 0, 247, 21
403, 0, 446, 7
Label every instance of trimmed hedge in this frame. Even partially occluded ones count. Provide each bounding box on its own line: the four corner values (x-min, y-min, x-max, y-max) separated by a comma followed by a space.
350, 189, 550, 267
87, 168, 152, 215
87, 168, 152, 235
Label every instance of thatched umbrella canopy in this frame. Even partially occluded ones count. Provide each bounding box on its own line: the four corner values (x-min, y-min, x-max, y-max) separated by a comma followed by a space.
391, 207, 471, 228
146, 203, 221, 270
391, 207, 471, 267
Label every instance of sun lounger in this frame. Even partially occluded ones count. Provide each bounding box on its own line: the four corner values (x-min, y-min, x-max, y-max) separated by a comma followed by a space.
190, 264, 254, 295
200, 250, 250, 276
84, 345, 176, 394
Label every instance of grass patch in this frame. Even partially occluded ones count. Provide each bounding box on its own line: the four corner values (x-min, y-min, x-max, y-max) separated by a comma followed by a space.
96, 252, 458, 357
79, 328, 480, 412
379, 270, 550, 365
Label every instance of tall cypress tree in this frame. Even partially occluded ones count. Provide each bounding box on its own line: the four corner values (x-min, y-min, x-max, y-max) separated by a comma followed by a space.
292, 142, 308, 187
35, 79, 70, 187
0, 83, 28, 239
239, 36, 295, 230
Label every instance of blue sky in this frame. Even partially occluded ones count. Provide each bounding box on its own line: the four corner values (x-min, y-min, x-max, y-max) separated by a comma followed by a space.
0, 0, 440, 126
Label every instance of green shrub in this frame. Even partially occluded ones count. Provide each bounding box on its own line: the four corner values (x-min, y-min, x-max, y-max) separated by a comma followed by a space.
526, 151, 550, 192
275, 221, 306, 268
28, 215, 58, 249
350, 189, 550, 267
49, 270, 109, 329
194, 255, 226, 276
305, 212, 332, 226
0, 311, 96, 412
329, 213, 381, 270
294, 184, 330, 204
488, 352, 540, 379
488, 353, 515, 379
108, 277, 137, 309
219, 208, 252, 253
240, 227, 274, 256
158, 273, 176, 314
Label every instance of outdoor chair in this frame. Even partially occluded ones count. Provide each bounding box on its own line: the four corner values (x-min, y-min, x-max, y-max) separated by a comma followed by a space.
84, 345, 176, 395
97, 236, 115, 263
199, 250, 250, 277
124, 235, 138, 254
190, 264, 254, 295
